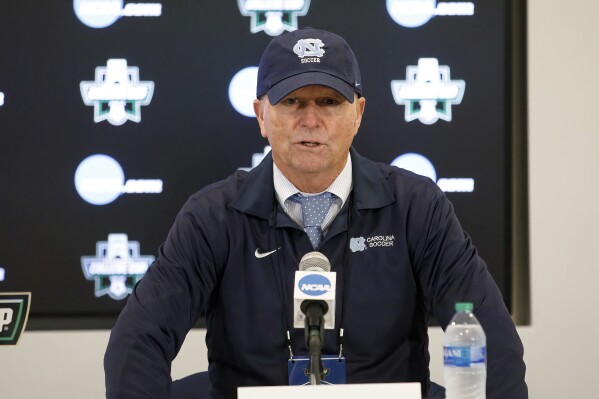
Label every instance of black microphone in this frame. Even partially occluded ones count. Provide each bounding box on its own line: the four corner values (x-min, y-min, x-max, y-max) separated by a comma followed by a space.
300, 299, 328, 385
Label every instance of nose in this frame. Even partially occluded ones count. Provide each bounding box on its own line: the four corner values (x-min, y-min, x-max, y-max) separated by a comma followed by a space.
299, 103, 321, 129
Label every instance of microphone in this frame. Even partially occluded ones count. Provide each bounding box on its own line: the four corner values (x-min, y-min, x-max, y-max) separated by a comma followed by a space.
293, 251, 336, 385
293, 251, 336, 330
299, 251, 331, 272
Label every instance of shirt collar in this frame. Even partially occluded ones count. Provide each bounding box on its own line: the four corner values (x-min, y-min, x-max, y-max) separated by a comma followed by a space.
230, 147, 395, 220
273, 154, 353, 207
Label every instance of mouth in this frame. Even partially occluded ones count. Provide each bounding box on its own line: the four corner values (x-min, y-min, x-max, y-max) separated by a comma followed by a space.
299, 141, 322, 148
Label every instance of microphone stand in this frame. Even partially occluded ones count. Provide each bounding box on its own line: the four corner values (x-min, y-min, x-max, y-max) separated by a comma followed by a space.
301, 300, 328, 385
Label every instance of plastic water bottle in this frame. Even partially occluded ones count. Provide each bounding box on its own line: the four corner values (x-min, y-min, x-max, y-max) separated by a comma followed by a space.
443, 302, 486, 399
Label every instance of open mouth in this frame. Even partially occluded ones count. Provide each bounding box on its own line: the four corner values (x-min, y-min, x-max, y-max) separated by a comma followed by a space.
300, 141, 321, 147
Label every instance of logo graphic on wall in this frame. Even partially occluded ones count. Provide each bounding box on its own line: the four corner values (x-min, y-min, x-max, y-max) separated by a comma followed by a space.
391, 58, 465, 125
0, 91, 4, 107
238, 0, 310, 36
73, 0, 162, 29
74, 154, 163, 205
229, 66, 259, 117
80, 59, 154, 126
386, 0, 474, 28
391, 153, 475, 193
0, 266, 5, 281
0, 292, 31, 346
81, 234, 154, 300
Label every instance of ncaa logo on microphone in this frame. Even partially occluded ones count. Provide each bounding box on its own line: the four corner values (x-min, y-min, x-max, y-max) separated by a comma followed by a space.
299, 274, 332, 296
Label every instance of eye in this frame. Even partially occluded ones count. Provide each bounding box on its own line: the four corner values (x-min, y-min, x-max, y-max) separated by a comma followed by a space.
282, 97, 298, 105
321, 97, 341, 106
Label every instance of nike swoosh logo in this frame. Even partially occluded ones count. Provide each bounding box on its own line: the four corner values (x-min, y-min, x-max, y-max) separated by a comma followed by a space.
255, 248, 280, 258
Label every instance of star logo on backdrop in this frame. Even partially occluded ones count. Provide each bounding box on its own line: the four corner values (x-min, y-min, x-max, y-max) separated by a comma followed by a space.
238, 0, 311, 36
391, 58, 465, 125
81, 234, 154, 300
80, 59, 154, 126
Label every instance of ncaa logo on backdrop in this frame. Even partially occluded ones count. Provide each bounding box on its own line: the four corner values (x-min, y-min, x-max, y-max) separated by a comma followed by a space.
80, 59, 154, 126
238, 0, 310, 36
74, 0, 162, 29
74, 154, 163, 205
81, 234, 154, 300
386, 0, 474, 28
392, 153, 475, 192
298, 274, 332, 296
391, 58, 465, 125
229, 66, 259, 117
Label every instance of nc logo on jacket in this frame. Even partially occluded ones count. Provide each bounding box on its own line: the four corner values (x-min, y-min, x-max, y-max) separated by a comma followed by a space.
349, 237, 367, 252
298, 274, 332, 296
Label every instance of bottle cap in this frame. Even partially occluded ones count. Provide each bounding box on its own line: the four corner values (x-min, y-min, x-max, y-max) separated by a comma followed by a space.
455, 302, 474, 312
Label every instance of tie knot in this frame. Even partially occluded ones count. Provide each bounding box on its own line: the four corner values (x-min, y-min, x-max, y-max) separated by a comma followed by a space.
291, 192, 335, 249
293, 192, 333, 228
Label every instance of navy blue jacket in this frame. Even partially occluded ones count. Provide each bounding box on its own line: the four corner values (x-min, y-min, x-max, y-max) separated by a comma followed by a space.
105, 148, 527, 398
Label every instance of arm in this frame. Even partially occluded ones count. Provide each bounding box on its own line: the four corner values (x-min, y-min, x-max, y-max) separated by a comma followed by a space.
104, 207, 217, 398
408, 183, 528, 399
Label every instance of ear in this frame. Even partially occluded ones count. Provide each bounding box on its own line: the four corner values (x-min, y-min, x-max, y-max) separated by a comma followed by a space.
253, 98, 268, 139
353, 96, 366, 136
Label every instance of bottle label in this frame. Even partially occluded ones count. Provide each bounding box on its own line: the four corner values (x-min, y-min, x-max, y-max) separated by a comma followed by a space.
443, 346, 486, 367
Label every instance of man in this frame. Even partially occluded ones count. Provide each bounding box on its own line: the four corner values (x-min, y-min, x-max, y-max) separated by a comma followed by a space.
105, 28, 527, 398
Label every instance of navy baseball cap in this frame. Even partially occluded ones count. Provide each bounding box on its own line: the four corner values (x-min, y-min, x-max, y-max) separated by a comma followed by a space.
256, 28, 362, 104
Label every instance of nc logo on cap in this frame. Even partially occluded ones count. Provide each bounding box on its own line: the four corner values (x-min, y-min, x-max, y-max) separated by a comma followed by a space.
293, 39, 325, 58
299, 274, 332, 296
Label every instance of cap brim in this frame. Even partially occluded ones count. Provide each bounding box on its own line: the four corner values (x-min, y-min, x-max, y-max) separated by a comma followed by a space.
266, 72, 357, 105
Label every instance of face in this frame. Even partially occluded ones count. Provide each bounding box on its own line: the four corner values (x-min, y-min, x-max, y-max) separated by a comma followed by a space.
253, 85, 366, 193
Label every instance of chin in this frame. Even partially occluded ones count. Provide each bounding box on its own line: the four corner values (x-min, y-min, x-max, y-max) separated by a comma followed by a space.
292, 159, 327, 173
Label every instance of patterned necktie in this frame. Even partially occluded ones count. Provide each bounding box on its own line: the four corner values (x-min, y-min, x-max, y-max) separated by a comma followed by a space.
293, 192, 334, 249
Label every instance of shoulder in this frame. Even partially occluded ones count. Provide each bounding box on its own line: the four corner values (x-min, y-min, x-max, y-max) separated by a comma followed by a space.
179, 170, 250, 218
189, 170, 248, 201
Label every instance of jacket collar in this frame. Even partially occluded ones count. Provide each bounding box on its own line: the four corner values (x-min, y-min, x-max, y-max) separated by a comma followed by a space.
229, 147, 395, 220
